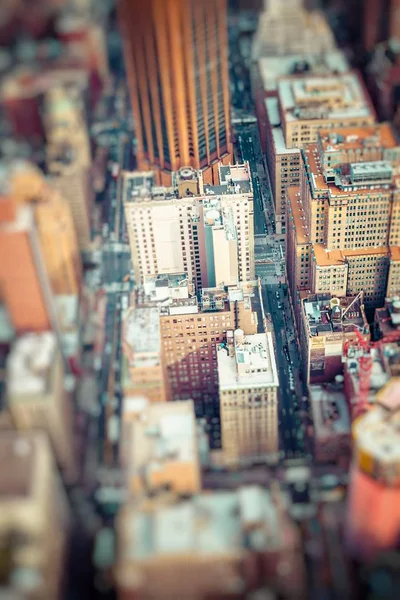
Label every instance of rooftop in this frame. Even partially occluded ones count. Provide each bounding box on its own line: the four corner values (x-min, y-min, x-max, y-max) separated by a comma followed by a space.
121, 485, 282, 560
123, 307, 161, 364
353, 395, 400, 479
375, 296, 400, 338
124, 164, 253, 204
304, 143, 395, 198
309, 382, 350, 439
266, 98, 300, 156
7, 332, 57, 396
123, 399, 200, 493
218, 162, 251, 185
217, 331, 279, 391
302, 293, 367, 337
143, 273, 190, 303
313, 244, 389, 267
203, 198, 237, 241
318, 123, 399, 153
278, 72, 374, 124
259, 51, 349, 94
0, 431, 47, 499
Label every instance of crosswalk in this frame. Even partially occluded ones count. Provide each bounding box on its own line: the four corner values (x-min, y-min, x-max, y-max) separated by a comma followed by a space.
102, 242, 130, 253
103, 282, 130, 293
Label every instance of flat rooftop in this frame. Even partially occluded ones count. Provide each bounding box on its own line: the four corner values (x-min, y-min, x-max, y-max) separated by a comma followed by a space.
0, 432, 45, 499
217, 332, 279, 391
304, 143, 394, 198
124, 306, 160, 361
123, 399, 198, 480
313, 244, 389, 267
124, 164, 253, 203
278, 72, 374, 123
124, 486, 280, 559
203, 198, 237, 241
309, 383, 350, 438
259, 51, 349, 94
266, 98, 300, 155
7, 332, 56, 396
219, 163, 251, 185
143, 273, 190, 303
319, 123, 398, 153
302, 294, 366, 337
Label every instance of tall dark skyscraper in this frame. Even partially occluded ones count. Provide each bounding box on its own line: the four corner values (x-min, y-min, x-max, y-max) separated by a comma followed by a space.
119, 0, 233, 184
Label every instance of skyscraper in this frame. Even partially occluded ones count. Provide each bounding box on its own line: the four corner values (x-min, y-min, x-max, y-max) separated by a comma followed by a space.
119, 0, 233, 184
285, 124, 400, 322
123, 164, 254, 291
217, 328, 279, 466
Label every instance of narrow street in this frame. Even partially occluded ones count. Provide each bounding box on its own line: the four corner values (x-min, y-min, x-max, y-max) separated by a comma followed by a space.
88, 74, 134, 468
233, 121, 306, 460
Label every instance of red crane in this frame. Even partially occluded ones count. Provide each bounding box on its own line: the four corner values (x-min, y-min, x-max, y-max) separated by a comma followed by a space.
344, 327, 400, 420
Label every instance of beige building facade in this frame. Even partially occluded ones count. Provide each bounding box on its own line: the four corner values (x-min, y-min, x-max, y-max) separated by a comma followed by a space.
217, 328, 279, 466
298, 293, 368, 384
121, 398, 201, 497
286, 125, 400, 322
159, 284, 260, 449
123, 164, 255, 290
266, 73, 375, 235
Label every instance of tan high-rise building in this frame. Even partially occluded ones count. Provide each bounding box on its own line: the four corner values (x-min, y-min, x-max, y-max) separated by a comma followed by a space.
286, 124, 400, 320
217, 328, 279, 466
123, 163, 255, 290
253, 51, 349, 154
298, 293, 368, 385
0, 431, 70, 600
2, 160, 81, 296
121, 398, 201, 496
45, 86, 92, 251
159, 285, 261, 449
131, 279, 262, 449
6, 332, 77, 483
118, 0, 233, 185
265, 73, 375, 235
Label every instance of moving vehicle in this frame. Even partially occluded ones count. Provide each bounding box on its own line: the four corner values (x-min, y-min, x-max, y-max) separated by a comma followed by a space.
111, 163, 120, 179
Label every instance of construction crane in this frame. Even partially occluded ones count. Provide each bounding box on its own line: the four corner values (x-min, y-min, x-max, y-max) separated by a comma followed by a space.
344, 327, 400, 420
